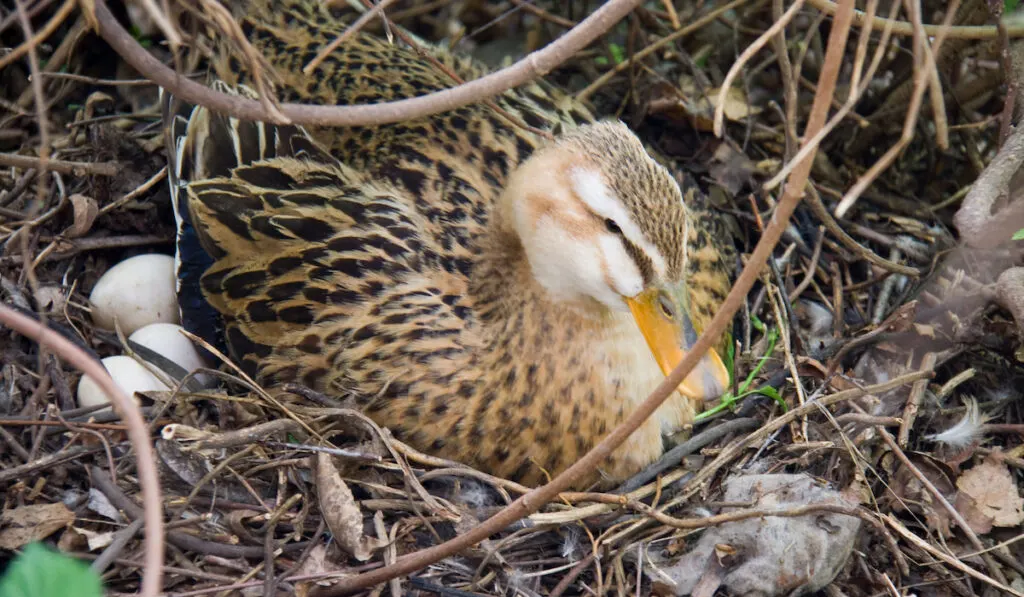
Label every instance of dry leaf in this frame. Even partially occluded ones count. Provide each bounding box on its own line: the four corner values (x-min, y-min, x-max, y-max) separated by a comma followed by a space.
650, 76, 763, 132
67, 194, 99, 238
0, 502, 75, 549
956, 455, 1024, 531
709, 85, 761, 121
33, 285, 67, 314
315, 453, 382, 562
76, 526, 115, 551
88, 488, 123, 522
954, 491, 994, 535
709, 143, 756, 196
292, 543, 349, 597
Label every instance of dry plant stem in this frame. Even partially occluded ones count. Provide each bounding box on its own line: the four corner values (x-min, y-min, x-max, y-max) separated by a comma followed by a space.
0, 0, 76, 71
15, 0, 51, 211
188, 419, 302, 450
765, 0, 899, 192
884, 515, 1024, 596
350, 0, 550, 139
549, 553, 597, 597
98, 166, 168, 215
878, 429, 1008, 586
788, 226, 825, 301
509, 0, 577, 29
0, 306, 164, 597
805, 187, 920, 275
834, 0, 959, 218
713, 0, 806, 136
304, 0, 401, 74
922, 35, 949, 150
0, 445, 98, 483
90, 466, 309, 560
0, 152, 121, 177
133, 0, 182, 48
768, 284, 807, 440
197, 0, 288, 124
808, 0, 1021, 39
91, 0, 642, 127
575, 0, 749, 102
897, 352, 935, 447
314, 4, 854, 594
772, 0, 799, 157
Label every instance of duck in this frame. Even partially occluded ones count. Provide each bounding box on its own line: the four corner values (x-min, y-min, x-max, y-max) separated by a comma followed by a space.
162, 0, 735, 488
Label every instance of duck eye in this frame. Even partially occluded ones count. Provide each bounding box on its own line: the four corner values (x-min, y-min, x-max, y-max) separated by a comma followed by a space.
658, 294, 674, 319
605, 218, 622, 234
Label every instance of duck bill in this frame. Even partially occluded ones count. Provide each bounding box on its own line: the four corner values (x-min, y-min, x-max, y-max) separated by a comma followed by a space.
626, 287, 729, 401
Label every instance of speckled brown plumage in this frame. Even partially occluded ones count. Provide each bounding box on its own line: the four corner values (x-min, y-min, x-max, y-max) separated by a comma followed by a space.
165, 0, 735, 489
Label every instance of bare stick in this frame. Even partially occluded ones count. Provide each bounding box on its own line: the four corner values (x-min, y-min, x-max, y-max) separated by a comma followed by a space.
575, 0, 748, 102
885, 515, 1024, 596
897, 352, 936, 447
808, 0, 1021, 39
89, 0, 643, 127
0, 0, 76, 71
0, 305, 165, 596
304, 0, 401, 74
713, 0, 806, 136
764, 0, 899, 191
0, 152, 121, 177
834, 0, 959, 218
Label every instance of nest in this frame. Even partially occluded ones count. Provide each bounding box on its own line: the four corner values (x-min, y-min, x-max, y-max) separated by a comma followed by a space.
1, 1, 1023, 596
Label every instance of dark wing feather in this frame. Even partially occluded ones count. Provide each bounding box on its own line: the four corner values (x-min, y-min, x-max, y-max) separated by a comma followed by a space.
162, 82, 335, 356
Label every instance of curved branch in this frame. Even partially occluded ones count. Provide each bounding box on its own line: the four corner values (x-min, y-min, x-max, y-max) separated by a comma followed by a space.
0, 306, 164, 596
90, 0, 643, 127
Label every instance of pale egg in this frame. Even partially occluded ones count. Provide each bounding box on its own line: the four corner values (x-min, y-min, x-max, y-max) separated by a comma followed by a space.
129, 323, 212, 386
89, 254, 178, 335
77, 355, 169, 411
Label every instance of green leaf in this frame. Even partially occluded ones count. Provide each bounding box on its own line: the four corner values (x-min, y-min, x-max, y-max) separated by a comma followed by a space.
751, 385, 787, 410
594, 56, 609, 66
1007, 0, 1020, 13
0, 543, 104, 597
1012, 227, 1024, 240
608, 43, 626, 65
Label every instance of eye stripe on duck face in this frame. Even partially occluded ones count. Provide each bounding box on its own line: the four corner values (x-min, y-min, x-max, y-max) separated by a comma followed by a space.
569, 167, 667, 282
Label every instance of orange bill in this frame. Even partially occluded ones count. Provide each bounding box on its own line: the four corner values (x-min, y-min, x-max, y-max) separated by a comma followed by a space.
626, 286, 729, 400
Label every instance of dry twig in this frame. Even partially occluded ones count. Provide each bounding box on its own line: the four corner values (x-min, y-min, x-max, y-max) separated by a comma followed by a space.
0, 305, 165, 597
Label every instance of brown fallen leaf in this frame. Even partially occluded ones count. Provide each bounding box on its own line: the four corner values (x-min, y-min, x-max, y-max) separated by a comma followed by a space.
293, 543, 350, 597
647, 77, 762, 133
955, 454, 1024, 533
67, 194, 99, 238
0, 502, 75, 550
314, 453, 383, 562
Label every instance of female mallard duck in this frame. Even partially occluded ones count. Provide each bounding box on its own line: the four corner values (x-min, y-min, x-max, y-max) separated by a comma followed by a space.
164, 0, 734, 488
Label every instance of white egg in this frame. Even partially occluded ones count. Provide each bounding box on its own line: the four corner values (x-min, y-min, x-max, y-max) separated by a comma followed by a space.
77, 355, 169, 411
89, 254, 178, 335
129, 323, 212, 387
